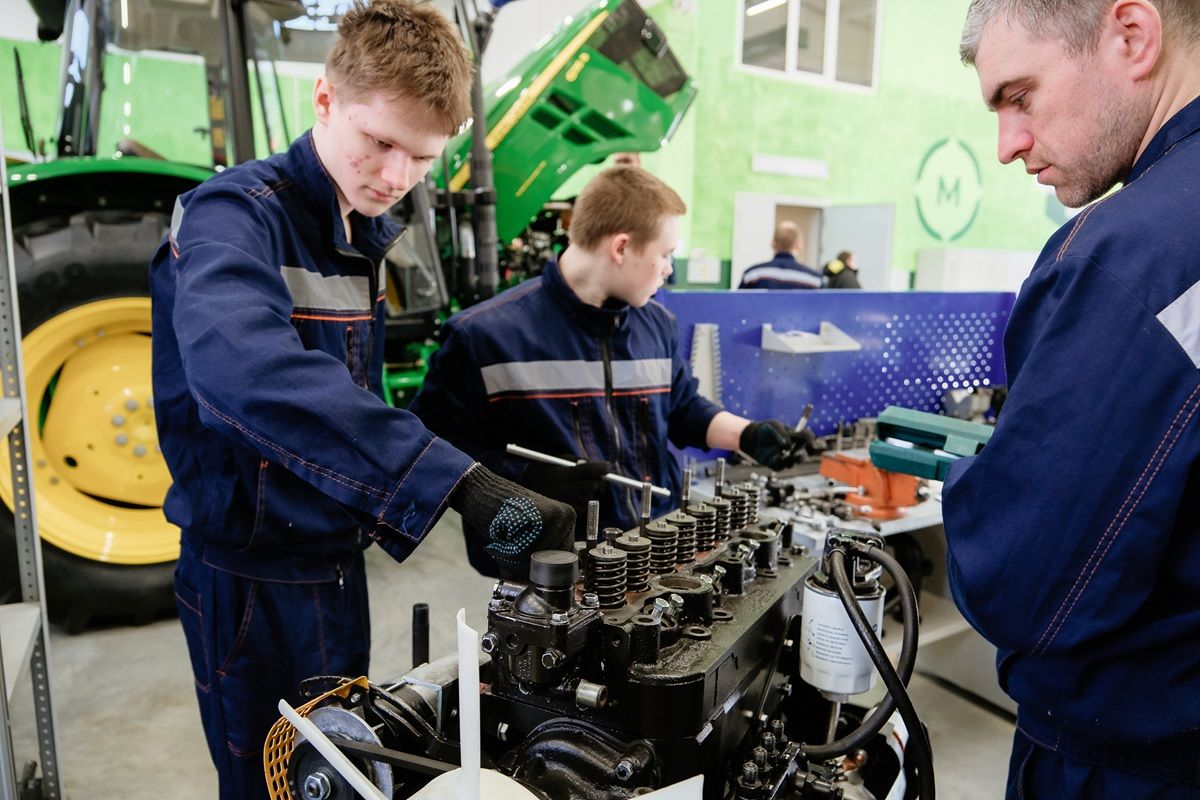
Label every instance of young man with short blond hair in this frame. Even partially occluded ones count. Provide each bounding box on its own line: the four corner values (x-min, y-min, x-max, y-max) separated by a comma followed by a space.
948, 1, 1200, 796
412, 167, 810, 573
151, 3, 574, 796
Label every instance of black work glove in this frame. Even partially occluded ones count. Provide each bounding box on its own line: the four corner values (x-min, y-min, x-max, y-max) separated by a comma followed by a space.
448, 464, 576, 577
739, 420, 818, 470
522, 459, 610, 517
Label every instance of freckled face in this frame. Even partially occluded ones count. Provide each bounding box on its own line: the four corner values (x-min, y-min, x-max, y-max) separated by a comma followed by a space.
312, 78, 450, 217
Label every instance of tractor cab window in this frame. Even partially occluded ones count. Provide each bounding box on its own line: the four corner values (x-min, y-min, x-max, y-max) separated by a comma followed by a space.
62, 0, 322, 166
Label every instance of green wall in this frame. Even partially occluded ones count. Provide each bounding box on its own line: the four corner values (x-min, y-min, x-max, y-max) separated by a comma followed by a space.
642, 0, 1062, 284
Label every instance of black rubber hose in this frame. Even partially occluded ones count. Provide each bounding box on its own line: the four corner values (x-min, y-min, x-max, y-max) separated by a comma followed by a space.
831, 545, 935, 799
799, 546, 919, 760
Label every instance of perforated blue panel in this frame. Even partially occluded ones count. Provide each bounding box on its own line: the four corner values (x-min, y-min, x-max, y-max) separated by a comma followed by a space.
659, 291, 1015, 436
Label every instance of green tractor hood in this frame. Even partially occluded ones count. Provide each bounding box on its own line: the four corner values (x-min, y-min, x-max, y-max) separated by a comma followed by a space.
436, 0, 696, 243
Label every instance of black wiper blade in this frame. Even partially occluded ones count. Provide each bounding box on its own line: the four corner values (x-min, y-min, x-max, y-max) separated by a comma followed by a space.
13, 48, 38, 158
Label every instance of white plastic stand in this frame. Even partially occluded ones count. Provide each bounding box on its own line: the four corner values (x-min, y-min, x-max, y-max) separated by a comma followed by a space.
760, 322, 862, 354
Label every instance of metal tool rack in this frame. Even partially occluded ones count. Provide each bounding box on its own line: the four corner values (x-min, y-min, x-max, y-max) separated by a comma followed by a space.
0, 110, 63, 799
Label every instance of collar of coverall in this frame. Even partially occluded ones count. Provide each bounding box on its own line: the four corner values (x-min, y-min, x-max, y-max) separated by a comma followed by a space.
290, 129, 403, 265
1128, 92, 1200, 184
542, 256, 631, 335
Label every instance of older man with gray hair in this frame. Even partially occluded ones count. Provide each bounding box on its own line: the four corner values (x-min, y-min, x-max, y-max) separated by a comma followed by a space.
943, 1, 1200, 797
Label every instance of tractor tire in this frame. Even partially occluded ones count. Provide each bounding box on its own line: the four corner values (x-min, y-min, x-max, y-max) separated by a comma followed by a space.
0, 209, 179, 632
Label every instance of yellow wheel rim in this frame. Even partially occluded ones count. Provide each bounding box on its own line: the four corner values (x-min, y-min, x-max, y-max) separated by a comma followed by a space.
0, 298, 179, 564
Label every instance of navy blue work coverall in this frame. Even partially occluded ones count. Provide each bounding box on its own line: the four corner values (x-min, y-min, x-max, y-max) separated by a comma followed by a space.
150, 132, 473, 800
409, 258, 721, 575
737, 252, 822, 289
943, 96, 1200, 798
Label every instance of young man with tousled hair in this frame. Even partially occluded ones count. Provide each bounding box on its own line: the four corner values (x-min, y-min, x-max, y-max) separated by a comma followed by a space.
150, 3, 575, 797
947, 1, 1200, 796
411, 167, 812, 574
737, 221, 822, 290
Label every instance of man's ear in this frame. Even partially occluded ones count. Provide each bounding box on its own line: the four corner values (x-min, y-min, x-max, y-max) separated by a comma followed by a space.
313, 76, 334, 124
609, 232, 631, 265
1107, 0, 1162, 82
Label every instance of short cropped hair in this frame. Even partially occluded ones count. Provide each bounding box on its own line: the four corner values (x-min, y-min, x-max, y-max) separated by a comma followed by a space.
570, 167, 687, 251
772, 222, 801, 252
960, 0, 1200, 64
326, 0, 473, 135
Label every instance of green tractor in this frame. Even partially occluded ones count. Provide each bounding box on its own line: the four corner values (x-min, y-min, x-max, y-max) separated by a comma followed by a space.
1, 0, 695, 631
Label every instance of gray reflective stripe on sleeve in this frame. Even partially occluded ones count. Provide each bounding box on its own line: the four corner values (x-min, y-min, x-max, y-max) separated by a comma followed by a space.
481, 359, 671, 397
742, 266, 821, 287
612, 358, 672, 390
1157, 279, 1200, 368
280, 266, 371, 312
170, 197, 185, 242
378, 261, 387, 295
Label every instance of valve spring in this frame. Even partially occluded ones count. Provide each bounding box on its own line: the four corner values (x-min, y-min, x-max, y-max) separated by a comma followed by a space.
586, 546, 628, 609
644, 520, 680, 574
615, 532, 652, 593
740, 483, 762, 526
721, 487, 748, 533
688, 503, 717, 552
708, 496, 733, 543
665, 510, 697, 564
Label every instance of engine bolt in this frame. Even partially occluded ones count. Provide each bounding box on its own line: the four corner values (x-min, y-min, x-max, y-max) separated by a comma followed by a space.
615, 760, 634, 781
480, 633, 499, 653
581, 592, 600, 609
649, 597, 671, 622
540, 649, 563, 668
550, 612, 569, 626
741, 761, 759, 784
770, 719, 787, 748
303, 771, 332, 800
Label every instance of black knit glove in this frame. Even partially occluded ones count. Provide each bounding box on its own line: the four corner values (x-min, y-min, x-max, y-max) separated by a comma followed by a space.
522, 459, 610, 518
739, 420, 818, 470
449, 464, 576, 577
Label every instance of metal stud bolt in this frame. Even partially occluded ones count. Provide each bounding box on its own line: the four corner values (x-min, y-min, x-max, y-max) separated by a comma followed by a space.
303, 771, 332, 800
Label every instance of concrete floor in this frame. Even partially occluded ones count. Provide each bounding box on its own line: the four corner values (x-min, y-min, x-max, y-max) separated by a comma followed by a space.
9, 513, 1016, 798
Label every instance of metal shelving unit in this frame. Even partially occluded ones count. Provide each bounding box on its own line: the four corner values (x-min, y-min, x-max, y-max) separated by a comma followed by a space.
1, 110, 63, 799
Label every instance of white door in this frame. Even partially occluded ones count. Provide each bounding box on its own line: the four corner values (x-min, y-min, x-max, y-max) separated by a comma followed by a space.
731, 193, 828, 288
819, 204, 895, 290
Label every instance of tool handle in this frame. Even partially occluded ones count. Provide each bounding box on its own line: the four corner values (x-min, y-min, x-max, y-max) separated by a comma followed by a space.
505, 444, 671, 497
